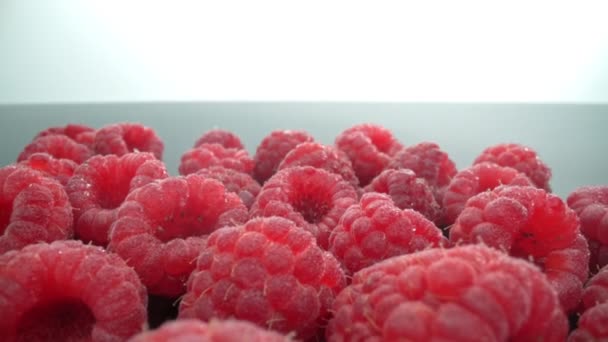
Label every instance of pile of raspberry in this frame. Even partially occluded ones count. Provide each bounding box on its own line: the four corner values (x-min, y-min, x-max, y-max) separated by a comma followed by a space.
0, 121, 604, 341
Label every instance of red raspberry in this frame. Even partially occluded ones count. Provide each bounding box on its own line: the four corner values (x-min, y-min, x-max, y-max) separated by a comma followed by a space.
569, 304, 608, 341
580, 264, 608, 319
449, 185, 590, 311
326, 244, 568, 341
253, 130, 314, 184
278, 142, 359, 189
250, 166, 358, 249
443, 162, 534, 225
179, 217, 346, 340
568, 186, 608, 273
94, 122, 164, 160
194, 129, 245, 150
196, 167, 261, 209
66, 153, 169, 246
364, 169, 442, 224
18, 152, 78, 186
473, 143, 552, 191
0, 240, 147, 341
389, 142, 457, 202
108, 174, 248, 296
18, 134, 93, 164
335, 124, 403, 186
0, 165, 73, 254
328, 192, 447, 274
179, 143, 254, 176
34, 123, 96, 148
129, 319, 292, 342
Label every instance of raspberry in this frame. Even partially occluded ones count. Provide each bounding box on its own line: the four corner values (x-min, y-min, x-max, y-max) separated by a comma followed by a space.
328, 192, 447, 274
580, 264, 608, 313
18, 152, 78, 186
443, 162, 534, 225
66, 153, 169, 246
94, 122, 164, 160
569, 304, 608, 341
449, 185, 590, 311
567, 186, 608, 273
250, 166, 358, 249
278, 142, 359, 188
0, 240, 147, 341
129, 319, 292, 342
335, 124, 403, 186
108, 174, 248, 296
194, 129, 245, 150
34, 123, 96, 148
18, 134, 93, 164
196, 167, 261, 209
179, 143, 254, 176
389, 142, 457, 202
473, 143, 552, 191
179, 217, 346, 340
0, 165, 73, 254
253, 130, 314, 184
364, 169, 442, 224
326, 244, 568, 341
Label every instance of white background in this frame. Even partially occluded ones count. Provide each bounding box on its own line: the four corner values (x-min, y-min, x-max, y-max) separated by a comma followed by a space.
1, 0, 608, 104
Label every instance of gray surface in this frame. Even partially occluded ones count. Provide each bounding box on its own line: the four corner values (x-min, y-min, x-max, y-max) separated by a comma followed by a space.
0, 102, 606, 198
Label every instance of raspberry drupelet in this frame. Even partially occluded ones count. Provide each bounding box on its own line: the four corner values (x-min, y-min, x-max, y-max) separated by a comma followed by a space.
179, 143, 254, 176
389, 142, 457, 203
364, 168, 442, 225
277, 142, 359, 189
335, 123, 403, 187
449, 185, 589, 312
250, 166, 358, 249
326, 244, 568, 342
128, 319, 293, 342
94, 122, 164, 160
194, 129, 245, 150
473, 143, 552, 191
0, 165, 73, 254
253, 130, 314, 184
66, 152, 169, 246
196, 166, 261, 209
328, 192, 447, 274
0, 240, 148, 341
179, 217, 346, 340
18, 134, 93, 164
443, 162, 534, 225
567, 186, 608, 273
108, 174, 248, 297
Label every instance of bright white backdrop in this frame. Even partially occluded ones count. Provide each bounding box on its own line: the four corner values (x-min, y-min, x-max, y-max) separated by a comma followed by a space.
1, 1, 608, 104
